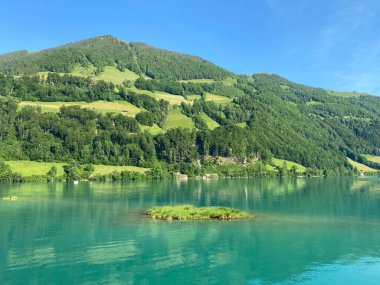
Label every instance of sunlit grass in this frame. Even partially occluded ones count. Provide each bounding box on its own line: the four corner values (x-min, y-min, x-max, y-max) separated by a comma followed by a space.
91, 165, 149, 175
6, 160, 149, 177
364, 155, 380, 164
140, 123, 165, 135
347, 158, 377, 172
271, 158, 306, 172
19, 101, 142, 117
198, 113, 219, 129
178, 78, 215, 84
165, 108, 195, 130
204, 92, 232, 104
94, 66, 140, 84
327, 91, 368, 97
235, 122, 247, 128
6, 161, 66, 176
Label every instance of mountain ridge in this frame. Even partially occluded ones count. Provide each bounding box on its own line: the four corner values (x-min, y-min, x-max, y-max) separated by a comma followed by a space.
0, 35, 233, 80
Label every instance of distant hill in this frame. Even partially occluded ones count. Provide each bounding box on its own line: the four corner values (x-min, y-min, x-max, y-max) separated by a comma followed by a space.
0, 35, 379, 178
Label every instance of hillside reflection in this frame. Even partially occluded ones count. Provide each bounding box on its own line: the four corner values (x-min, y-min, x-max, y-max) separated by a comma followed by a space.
0, 178, 379, 284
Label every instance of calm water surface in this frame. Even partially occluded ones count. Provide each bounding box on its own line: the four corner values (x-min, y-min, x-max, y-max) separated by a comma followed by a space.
1, 177, 380, 284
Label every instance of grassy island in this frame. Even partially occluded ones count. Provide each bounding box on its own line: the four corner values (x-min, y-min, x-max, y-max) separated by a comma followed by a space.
146, 205, 253, 221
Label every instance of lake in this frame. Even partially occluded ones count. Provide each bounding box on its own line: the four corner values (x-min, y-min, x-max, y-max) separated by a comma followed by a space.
1, 177, 380, 284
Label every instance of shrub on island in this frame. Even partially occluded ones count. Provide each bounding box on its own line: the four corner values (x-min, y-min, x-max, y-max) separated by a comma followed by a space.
146, 205, 253, 220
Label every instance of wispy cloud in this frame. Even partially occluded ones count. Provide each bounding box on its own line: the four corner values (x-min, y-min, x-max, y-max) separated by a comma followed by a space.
312, 0, 380, 94
336, 39, 380, 94
314, 1, 377, 60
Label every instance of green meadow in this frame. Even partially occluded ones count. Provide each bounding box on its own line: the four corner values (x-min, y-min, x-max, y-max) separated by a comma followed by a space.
140, 124, 165, 135
39, 64, 141, 85
198, 113, 219, 129
165, 108, 195, 130
271, 158, 306, 172
204, 92, 232, 104
94, 66, 140, 84
5, 160, 149, 177
327, 90, 368, 98
19, 101, 142, 117
347, 158, 377, 172
364, 155, 380, 164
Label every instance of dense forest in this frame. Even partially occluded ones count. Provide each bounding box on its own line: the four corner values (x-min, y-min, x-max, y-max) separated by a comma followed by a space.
0, 36, 379, 181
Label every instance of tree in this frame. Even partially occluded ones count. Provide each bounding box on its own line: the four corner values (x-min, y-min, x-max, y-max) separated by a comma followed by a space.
47, 166, 57, 180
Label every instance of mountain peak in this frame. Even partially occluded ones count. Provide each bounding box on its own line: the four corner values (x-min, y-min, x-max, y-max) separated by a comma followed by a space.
0, 35, 233, 80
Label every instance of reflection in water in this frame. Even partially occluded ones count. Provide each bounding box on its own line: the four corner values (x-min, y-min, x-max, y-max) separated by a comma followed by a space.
0, 178, 380, 284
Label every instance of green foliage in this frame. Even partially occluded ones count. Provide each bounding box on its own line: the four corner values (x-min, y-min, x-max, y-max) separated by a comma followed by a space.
0, 160, 13, 182
63, 162, 94, 180
146, 205, 253, 220
47, 166, 57, 177
135, 111, 155, 126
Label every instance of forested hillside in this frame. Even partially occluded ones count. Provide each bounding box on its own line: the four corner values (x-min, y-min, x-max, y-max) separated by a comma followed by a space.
0, 36, 232, 80
0, 36, 379, 180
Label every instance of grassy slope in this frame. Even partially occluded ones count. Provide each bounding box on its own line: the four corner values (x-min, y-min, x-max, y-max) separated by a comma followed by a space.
178, 79, 215, 84
6, 160, 149, 177
126, 87, 192, 106
71, 64, 96, 77
364, 155, 380, 164
199, 113, 219, 129
187, 94, 202, 101
94, 66, 140, 84
178, 77, 236, 85
165, 109, 195, 130
271, 158, 306, 172
39, 64, 141, 85
140, 124, 165, 135
235, 122, 247, 128
19, 101, 142, 117
347, 158, 377, 172
154, 92, 190, 105
204, 92, 232, 104
327, 91, 368, 98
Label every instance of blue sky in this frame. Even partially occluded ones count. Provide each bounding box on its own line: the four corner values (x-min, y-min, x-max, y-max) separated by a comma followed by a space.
1, 0, 380, 95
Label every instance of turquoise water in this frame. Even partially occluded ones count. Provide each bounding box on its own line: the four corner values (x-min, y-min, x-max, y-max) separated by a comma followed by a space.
1, 177, 380, 284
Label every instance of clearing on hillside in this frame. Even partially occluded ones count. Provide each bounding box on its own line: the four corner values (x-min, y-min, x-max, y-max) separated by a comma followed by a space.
271, 158, 306, 172
19, 101, 142, 117
364, 155, 380, 164
140, 124, 165, 135
198, 113, 219, 130
94, 66, 140, 84
204, 92, 232, 104
327, 91, 368, 98
38, 64, 140, 85
165, 108, 195, 130
347, 158, 377, 172
178, 78, 215, 84
126, 87, 191, 105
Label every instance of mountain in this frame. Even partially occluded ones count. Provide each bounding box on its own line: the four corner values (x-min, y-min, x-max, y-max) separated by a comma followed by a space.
0, 35, 379, 179
0, 35, 232, 80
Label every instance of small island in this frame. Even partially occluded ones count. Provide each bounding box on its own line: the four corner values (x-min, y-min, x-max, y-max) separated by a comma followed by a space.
146, 205, 254, 221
